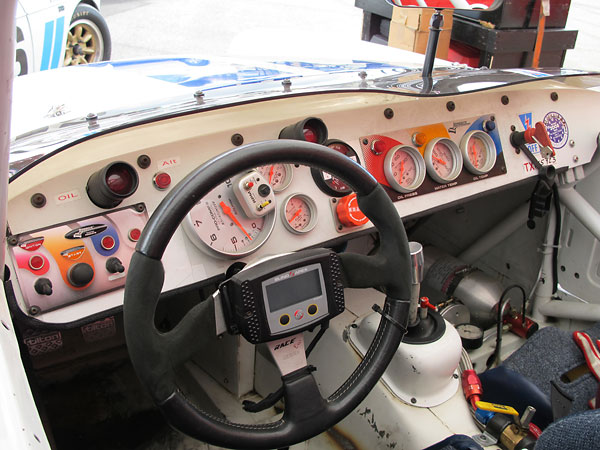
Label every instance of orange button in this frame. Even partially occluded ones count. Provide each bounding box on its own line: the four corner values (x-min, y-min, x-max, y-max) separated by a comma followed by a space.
336, 193, 368, 227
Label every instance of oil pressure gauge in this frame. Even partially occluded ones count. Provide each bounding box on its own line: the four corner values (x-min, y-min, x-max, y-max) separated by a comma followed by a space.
460, 130, 497, 175
257, 164, 293, 192
383, 145, 426, 193
424, 137, 463, 184
282, 194, 318, 234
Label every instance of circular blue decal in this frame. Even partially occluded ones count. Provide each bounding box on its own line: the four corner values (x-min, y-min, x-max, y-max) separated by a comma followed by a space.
543, 112, 569, 149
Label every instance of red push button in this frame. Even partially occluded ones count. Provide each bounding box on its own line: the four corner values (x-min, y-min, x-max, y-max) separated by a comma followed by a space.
153, 172, 171, 190
28, 255, 45, 271
100, 235, 116, 251
370, 139, 386, 155
128, 228, 141, 242
336, 193, 368, 227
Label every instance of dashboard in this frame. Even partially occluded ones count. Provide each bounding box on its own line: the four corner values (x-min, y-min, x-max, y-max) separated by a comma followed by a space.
5, 77, 599, 324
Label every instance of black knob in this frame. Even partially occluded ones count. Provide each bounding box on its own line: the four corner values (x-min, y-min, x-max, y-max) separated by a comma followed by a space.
258, 184, 271, 198
67, 263, 94, 287
34, 278, 53, 296
106, 257, 125, 274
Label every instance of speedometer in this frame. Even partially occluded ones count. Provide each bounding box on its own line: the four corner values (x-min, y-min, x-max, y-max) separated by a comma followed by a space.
183, 179, 276, 259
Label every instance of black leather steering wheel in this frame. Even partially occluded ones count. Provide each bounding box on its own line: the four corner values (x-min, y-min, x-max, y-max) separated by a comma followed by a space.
124, 140, 412, 449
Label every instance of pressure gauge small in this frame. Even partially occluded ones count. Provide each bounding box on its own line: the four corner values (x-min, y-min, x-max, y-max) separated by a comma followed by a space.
311, 140, 359, 197
456, 323, 484, 350
424, 138, 463, 184
257, 164, 293, 192
460, 130, 497, 175
383, 145, 426, 193
282, 194, 318, 234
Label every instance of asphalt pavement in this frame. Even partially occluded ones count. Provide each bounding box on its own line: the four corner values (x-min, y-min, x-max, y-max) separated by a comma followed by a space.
100, 0, 598, 71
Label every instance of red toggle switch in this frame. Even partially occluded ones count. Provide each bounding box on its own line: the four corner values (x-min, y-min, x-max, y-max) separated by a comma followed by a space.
419, 296, 437, 311
524, 122, 555, 157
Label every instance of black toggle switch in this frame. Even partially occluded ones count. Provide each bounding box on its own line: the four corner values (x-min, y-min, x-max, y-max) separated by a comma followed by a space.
106, 257, 125, 274
34, 278, 53, 296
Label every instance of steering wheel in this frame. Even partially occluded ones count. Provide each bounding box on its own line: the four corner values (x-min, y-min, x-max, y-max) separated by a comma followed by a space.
124, 140, 412, 449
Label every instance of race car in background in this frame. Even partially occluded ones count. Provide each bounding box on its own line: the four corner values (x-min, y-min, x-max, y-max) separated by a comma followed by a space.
15, 0, 111, 76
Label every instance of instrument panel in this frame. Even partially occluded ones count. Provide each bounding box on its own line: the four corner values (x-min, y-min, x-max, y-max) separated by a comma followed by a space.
6, 79, 598, 323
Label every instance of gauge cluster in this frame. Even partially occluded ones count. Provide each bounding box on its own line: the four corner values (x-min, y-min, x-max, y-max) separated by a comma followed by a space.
360, 114, 506, 202
6, 84, 593, 323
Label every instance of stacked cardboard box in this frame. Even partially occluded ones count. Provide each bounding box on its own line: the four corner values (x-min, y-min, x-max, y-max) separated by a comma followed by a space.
388, 8, 453, 60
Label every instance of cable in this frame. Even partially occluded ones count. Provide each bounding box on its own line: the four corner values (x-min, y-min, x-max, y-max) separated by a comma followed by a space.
486, 284, 527, 371
552, 183, 561, 295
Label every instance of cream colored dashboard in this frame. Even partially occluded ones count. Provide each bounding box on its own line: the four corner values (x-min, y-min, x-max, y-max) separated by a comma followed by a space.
6, 79, 599, 323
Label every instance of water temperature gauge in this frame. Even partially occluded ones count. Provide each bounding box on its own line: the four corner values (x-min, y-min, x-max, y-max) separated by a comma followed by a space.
282, 194, 318, 234
257, 164, 293, 192
460, 130, 497, 175
424, 138, 463, 184
383, 145, 426, 193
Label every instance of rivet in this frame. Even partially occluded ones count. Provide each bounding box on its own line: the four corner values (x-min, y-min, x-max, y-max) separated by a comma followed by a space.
231, 133, 244, 146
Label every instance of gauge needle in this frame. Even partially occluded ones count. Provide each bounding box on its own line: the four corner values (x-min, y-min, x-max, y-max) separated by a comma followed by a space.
219, 201, 252, 240
288, 208, 302, 224
268, 165, 274, 184
433, 155, 447, 165
399, 160, 405, 179
471, 144, 478, 164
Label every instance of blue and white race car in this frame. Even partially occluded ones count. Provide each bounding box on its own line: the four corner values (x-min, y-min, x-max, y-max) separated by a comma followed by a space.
15, 0, 110, 76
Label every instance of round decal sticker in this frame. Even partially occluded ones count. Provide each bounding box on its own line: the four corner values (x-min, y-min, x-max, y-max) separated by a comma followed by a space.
543, 112, 569, 149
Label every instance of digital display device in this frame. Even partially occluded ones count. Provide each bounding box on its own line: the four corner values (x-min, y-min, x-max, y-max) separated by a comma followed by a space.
219, 248, 345, 344
265, 268, 322, 312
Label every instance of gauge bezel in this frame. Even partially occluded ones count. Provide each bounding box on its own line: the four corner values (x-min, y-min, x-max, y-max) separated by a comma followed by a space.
383, 144, 426, 193
182, 184, 277, 259
311, 139, 360, 197
424, 137, 463, 184
281, 193, 318, 234
256, 163, 294, 192
460, 130, 497, 175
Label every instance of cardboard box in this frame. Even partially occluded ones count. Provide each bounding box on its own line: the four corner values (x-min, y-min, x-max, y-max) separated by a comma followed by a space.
388, 8, 453, 60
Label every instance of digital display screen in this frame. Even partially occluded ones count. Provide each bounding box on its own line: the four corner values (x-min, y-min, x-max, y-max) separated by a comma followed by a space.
265, 268, 322, 312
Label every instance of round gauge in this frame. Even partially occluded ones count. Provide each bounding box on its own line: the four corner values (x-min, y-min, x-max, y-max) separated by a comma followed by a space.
311, 139, 359, 197
460, 130, 497, 175
456, 323, 484, 350
183, 181, 276, 259
282, 193, 318, 234
383, 145, 426, 193
424, 138, 463, 184
256, 163, 293, 192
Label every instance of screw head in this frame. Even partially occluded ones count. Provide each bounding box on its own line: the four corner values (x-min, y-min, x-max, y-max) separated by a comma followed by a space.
446, 101, 456, 112
384, 108, 394, 119
569, 140, 576, 148
501, 95, 510, 105
573, 155, 579, 163
551, 92, 559, 101
30, 193, 46, 208
29, 305, 41, 316
7, 236, 18, 246
137, 154, 151, 169
411, 397, 417, 404
231, 133, 244, 146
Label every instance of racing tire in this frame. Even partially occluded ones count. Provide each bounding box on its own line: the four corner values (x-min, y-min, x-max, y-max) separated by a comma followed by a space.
64, 4, 112, 66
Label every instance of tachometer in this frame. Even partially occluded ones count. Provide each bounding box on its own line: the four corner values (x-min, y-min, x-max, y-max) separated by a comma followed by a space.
311, 139, 359, 197
424, 138, 463, 184
460, 130, 497, 175
256, 164, 293, 192
383, 145, 426, 193
282, 193, 318, 234
183, 178, 276, 259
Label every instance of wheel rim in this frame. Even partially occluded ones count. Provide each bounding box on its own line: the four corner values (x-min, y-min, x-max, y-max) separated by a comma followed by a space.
64, 19, 104, 66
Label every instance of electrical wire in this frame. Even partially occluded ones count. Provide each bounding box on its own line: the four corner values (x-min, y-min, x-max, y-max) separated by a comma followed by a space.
486, 284, 527, 371
552, 183, 561, 295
